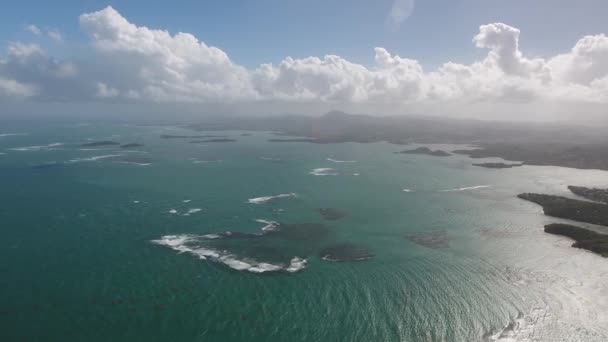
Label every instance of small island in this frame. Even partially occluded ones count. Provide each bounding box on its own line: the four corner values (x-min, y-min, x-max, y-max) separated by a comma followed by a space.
189, 138, 237, 143
518, 193, 608, 226
120, 143, 144, 148
568, 186, 608, 204
544, 223, 608, 257
80, 141, 120, 147
397, 147, 451, 157
473, 162, 524, 169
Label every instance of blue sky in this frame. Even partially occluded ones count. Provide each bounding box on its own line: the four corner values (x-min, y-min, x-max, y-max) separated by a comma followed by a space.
2, 0, 607, 68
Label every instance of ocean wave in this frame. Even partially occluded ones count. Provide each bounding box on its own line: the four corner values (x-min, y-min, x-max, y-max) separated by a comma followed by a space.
327, 158, 356, 163
485, 307, 551, 342
117, 161, 151, 166
440, 185, 491, 192
67, 154, 121, 163
0, 133, 27, 137
402, 188, 414, 192
309, 168, 339, 176
182, 208, 203, 216
8, 142, 63, 151
254, 219, 280, 232
192, 159, 223, 164
151, 235, 307, 274
247, 193, 296, 204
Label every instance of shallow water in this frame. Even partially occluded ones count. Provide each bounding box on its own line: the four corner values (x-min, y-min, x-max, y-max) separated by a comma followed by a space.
1, 122, 607, 341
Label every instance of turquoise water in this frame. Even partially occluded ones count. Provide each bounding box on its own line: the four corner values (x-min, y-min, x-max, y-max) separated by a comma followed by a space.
1, 122, 608, 341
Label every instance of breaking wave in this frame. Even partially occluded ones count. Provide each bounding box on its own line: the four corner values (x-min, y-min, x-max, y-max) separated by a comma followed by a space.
67, 154, 121, 163
309, 168, 339, 176
0, 133, 27, 137
247, 193, 296, 204
151, 235, 307, 274
327, 158, 356, 163
9, 142, 64, 151
440, 185, 491, 192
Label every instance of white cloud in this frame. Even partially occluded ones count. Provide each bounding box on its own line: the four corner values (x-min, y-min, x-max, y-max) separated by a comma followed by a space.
95, 82, 118, 98
0, 77, 37, 97
26, 24, 41, 36
79, 6, 255, 102
47, 30, 63, 42
1, 7, 607, 110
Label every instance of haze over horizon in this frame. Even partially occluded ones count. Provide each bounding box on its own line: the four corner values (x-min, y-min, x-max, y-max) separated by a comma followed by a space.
1, 0, 608, 123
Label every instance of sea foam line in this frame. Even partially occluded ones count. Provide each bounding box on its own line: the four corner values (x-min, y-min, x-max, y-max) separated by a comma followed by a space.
8, 142, 63, 151
67, 154, 121, 163
327, 158, 356, 163
151, 235, 307, 274
440, 185, 491, 192
309, 168, 339, 176
247, 193, 296, 204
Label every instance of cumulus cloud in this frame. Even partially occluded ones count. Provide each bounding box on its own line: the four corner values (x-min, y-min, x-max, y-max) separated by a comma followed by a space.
26, 24, 41, 36
79, 6, 255, 102
47, 30, 63, 42
1, 6, 608, 109
0, 77, 37, 97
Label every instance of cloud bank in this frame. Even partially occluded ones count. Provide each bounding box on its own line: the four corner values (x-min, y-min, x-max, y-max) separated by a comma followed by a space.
1, 6, 608, 112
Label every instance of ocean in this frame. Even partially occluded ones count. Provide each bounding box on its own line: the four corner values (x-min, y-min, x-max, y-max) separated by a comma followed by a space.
1, 121, 607, 341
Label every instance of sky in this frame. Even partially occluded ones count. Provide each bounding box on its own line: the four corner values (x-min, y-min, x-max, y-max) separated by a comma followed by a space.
1, 0, 607, 121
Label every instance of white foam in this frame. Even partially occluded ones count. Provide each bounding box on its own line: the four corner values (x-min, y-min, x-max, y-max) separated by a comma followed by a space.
309, 168, 339, 176
192, 159, 223, 164
168, 209, 178, 214
200, 233, 222, 239
117, 161, 151, 166
440, 185, 491, 192
183, 200, 192, 203
352, 173, 360, 176
9, 142, 63, 151
67, 154, 121, 163
152, 234, 307, 274
327, 158, 356, 163
0, 133, 27, 137
487, 307, 551, 342
402, 188, 414, 192
182, 208, 203, 216
132, 200, 140, 204
285, 257, 308, 272
255, 219, 280, 232
247, 193, 296, 204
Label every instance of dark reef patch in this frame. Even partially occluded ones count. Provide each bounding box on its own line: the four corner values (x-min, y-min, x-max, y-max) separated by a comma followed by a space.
320, 243, 374, 262
120, 143, 144, 148
319, 208, 347, 220
189, 139, 237, 143
80, 141, 120, 147
407, 231, 449, 249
